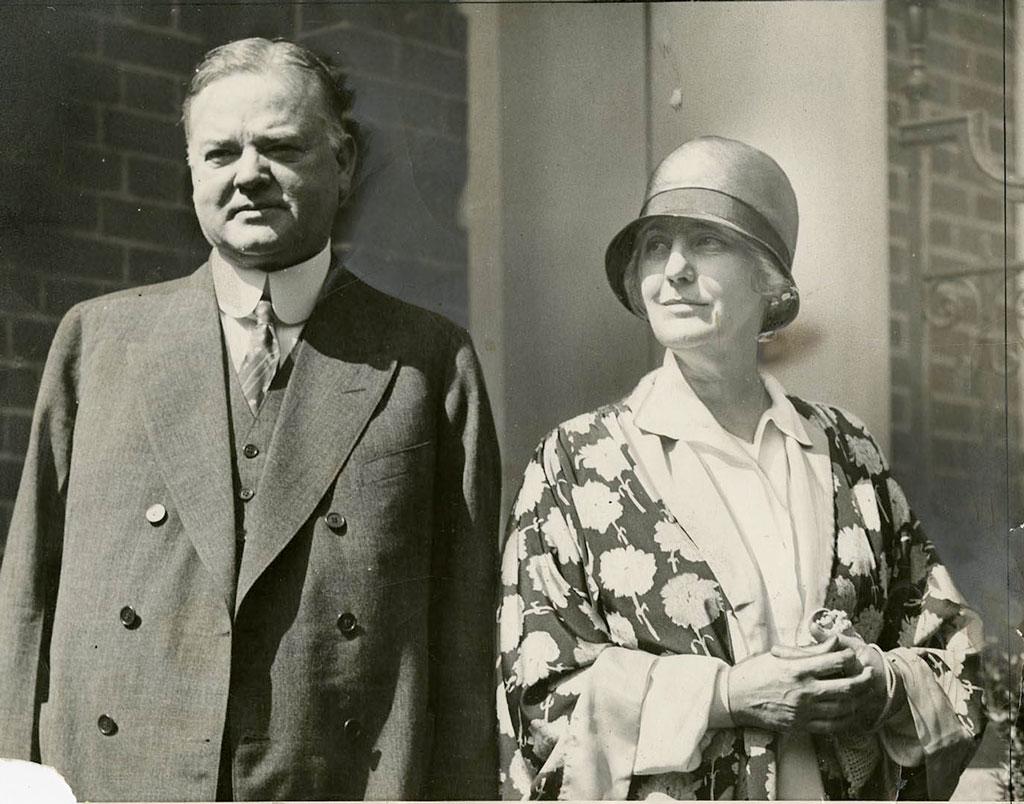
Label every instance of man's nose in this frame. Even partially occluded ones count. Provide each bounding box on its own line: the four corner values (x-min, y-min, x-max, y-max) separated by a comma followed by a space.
664, 247, 696, 282
234, 147, 268, 188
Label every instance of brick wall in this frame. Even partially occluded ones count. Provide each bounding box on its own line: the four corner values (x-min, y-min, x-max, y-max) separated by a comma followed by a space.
886, 0, 1017, 706
0, 3, 468, 548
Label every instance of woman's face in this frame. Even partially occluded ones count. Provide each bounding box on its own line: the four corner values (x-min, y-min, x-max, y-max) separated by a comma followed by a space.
637, 217, 767, 353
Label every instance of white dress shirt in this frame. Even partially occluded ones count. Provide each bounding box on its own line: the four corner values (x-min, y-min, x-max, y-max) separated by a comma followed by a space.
210, 241, 332, 372
621, 350, 835, 797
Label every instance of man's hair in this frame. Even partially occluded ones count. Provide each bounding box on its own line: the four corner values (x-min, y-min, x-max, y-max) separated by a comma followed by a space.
622, 217, 794, 333
182, 38, 362, 160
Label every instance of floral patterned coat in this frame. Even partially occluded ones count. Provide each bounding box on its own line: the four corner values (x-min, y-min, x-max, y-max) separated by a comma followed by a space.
497, 396, 985, 800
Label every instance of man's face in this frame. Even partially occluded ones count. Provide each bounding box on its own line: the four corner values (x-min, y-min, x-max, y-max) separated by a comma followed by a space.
186, 70, 354, 271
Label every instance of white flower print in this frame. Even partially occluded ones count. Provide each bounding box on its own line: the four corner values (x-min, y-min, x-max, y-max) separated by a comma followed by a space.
572, 639, 607, 665
507, 748, 533, 796
653, 520, 701, 566
562, 411, 598, 435
660, 574, 722, 631
515, 631, 561, 687
837, 525, 876, 576
606, 610, 638, 648
497, 681, 515, 737
526, 554, 571, 609
499, 593, 525, 653
854, 605, 884, 643
887, 478, 912, 529
578, 436, 631, 482
529, 715, 569, 756
852, 481, 881, 531
578, 602, 608, 635
514, 460, 547, 518
500, 530, 526, 587
572, 481, 624, 534
600, 546, 657, 598
847, 435, 884, 475
541, 507, 581, 565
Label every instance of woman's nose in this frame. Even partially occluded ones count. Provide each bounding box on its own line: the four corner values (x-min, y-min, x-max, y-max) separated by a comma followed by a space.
664, 248, 696, 282
234, 147, 268, 188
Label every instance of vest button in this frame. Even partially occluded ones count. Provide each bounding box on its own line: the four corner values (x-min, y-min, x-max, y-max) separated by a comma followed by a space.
242, 443, 259, 459
97, 714, 118, 736
337, 612, 359, 637
238, 487, 255, 502
145, 503, 167, 525
119, 606, 139, 629
325, 512, 346, 533
343, 717, 362, 739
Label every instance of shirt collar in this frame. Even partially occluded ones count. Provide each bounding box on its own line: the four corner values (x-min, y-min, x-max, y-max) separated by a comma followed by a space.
630, 349, 813, 448
210, 241, 332, 325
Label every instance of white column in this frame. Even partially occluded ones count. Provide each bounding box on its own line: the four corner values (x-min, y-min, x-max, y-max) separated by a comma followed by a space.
647, 1, 891, 449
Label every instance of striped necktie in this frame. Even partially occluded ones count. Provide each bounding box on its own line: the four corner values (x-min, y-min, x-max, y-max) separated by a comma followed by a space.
238, 299, 279, 413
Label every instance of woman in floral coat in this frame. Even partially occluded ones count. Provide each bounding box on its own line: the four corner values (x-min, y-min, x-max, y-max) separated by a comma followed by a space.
497, 137, 985, 800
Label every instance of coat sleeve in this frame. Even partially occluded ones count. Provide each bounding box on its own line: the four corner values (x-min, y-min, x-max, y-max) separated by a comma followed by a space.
877, 472, 987, 799
0, 306, 82, 759
831, 410, 987, 799
497, 430, 731, 801
424, 327, 502, 799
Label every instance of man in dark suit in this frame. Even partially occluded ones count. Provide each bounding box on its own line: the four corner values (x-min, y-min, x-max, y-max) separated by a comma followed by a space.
0, 37, 500, 801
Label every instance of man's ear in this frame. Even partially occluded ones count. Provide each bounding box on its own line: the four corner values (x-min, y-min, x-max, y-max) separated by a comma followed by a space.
336, 132, 357, 201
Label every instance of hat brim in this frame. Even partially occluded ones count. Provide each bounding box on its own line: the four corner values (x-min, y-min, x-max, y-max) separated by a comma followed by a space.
604, 210, 799, 334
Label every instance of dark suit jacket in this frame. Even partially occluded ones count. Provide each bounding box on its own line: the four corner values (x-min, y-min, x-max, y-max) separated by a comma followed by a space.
0, 264, 501, 801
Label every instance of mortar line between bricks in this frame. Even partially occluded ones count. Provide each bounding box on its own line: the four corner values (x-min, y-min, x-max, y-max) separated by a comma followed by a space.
83, 12, 205, 45
296, 21, 466, 60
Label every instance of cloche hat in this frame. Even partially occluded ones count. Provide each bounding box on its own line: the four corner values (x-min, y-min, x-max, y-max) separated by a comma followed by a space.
605, 135, 800, 333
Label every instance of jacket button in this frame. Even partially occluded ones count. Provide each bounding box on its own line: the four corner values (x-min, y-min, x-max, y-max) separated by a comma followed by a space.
337, 612, 358, 637
119, 606, 139, 629
145, 503, 167, 525
325, 512, 346, 533
238, 487, 255, 502
343, 717, 362, 739
242, 443, 259, 459
97, 714, 118, 736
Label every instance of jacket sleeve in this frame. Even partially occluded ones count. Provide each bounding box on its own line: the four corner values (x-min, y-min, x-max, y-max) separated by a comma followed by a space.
831, 408, 986, 799
877, 473, 986, 799
0, 306, 82, 759
497, 430, 732, 801
424, 327, 502, 799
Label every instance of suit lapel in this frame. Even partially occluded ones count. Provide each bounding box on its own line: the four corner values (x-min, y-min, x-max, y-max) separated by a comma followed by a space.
235, 272, 398, 613
133, 265, 237, 610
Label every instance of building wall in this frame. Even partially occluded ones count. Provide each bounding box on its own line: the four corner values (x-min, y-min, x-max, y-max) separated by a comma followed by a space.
886, 0, 1017, 637
647, 1, 891, 449
0, 4, 469, 550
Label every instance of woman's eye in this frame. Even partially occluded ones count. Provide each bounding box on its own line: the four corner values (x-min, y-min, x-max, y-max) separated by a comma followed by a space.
694, 234, 725, 250
644, 237, 670, 256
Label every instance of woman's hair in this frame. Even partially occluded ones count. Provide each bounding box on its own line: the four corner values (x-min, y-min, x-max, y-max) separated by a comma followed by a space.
622, 217, 795, 334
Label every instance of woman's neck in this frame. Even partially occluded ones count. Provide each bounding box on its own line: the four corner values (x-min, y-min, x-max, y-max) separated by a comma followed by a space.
670, 347, 769, 443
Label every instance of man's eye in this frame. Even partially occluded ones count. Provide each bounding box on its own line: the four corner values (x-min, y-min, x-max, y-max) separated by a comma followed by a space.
266, 144, 302, 159
205, 149, 236, 164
